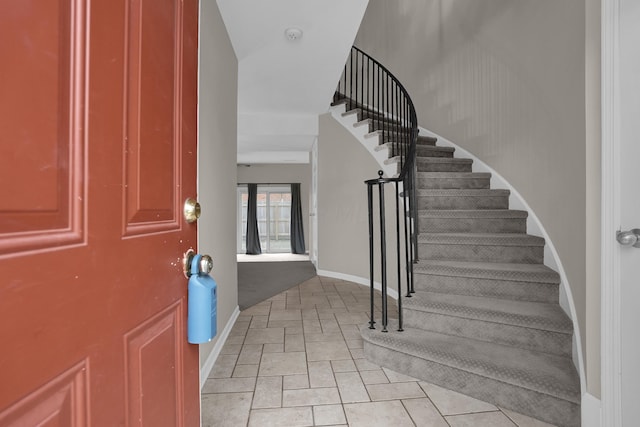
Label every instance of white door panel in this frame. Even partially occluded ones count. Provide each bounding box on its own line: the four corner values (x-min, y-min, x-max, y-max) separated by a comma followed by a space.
618, 0, 640, 424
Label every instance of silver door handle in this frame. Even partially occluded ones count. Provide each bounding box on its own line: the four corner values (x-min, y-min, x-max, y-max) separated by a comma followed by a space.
617, 229, 640, 247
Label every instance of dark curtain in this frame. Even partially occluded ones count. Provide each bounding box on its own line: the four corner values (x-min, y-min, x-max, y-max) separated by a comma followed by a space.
246, 184, 262, 255
290, 183, 306, 254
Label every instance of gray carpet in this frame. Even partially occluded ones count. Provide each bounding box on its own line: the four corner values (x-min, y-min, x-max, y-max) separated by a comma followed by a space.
334, 100, 580, 426
238, 261, 317, 310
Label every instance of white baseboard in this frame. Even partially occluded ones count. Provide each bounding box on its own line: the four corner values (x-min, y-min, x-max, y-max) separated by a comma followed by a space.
582, 393, 602, 427
316, 269, 399, 300
199, 305, 240, 389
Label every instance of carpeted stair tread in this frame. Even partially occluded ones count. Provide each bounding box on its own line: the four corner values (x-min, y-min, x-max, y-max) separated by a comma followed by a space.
417, 157, 472, 165
412, 272, 560, 303
341, 107, 402, 125
361, 324, 580, 404
414, 145, 455, 156
333, 98, 403, 125
418, 172, 491, 182
415, 260, 560, 284
365, 129, 417, 140
419, 233, 545, 264
419, 232, 544, 247
420, 210, 528, 233
421, 209, 527, 219
416, 189, 511, 210
377, 142, 455, 158
354, 118, 412, 134
389, 136, 439, 146
418, 135, 438, 145
418, 172, 491, 189
416, 157, 473, 172
405, 292, 573, 334
372, 137, 451, 150
418, 172, 491, 179
417, 188, 510, 197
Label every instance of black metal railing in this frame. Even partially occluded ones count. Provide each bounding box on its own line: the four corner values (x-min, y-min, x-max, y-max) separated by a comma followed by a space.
333, 46, 418, 333
333, 46, 417, 172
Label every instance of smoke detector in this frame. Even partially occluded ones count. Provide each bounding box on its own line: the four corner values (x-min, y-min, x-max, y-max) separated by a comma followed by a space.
284, 28, 303, 42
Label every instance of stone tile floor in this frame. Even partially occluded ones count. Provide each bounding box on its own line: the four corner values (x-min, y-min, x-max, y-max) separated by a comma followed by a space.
201, 276, 556, 427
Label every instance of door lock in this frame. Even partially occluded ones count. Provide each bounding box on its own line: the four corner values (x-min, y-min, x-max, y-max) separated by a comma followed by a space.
183, 249, 213, 278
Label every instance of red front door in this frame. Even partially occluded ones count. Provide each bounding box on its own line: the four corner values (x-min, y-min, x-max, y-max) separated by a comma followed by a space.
0, 0, 200, 425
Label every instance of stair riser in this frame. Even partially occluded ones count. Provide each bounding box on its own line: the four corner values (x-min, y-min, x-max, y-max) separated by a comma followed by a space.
412, 274, 559, 303
418, 195, 509, 210
417, 161, 472, 173
417, 138, 438, 146
420, 243, 544, 264
403, 310, 572, 357
418, 177, 490, 189
363, 341, 580, 427
419, 217, 527, 233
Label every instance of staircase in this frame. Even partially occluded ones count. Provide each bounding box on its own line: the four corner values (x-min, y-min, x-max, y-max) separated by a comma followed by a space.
332, 48, 581, 427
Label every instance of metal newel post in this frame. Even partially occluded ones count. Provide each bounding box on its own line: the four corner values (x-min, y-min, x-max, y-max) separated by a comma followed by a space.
403, 174, 412, 298
395, 181, 404, 331
378, 172, 388, 333
367, 183, 375, 329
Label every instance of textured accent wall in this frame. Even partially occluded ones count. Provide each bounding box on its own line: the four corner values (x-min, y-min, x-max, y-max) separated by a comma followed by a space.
354, 0, 590, 392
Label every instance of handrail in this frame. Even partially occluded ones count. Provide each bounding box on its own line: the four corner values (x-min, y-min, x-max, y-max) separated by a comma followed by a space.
333, 46, 419, 333
334, 46, 418, 179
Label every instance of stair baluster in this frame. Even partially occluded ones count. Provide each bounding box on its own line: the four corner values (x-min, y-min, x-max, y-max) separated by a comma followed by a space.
334, 46, 418, 334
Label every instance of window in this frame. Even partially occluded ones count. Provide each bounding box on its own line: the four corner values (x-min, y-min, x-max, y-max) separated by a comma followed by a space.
237, 185, 291, 253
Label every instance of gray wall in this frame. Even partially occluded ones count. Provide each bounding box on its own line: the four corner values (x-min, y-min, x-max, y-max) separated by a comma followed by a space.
237, 164, 312, 253
317, 113, 371, 279
198, 0, 238, 370
355, 0, 590, 390
317, 113, 401, 293
585, 0, 601, 398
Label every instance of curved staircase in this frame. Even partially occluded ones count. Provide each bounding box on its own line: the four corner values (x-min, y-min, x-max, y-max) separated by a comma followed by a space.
330, 48, 581, 427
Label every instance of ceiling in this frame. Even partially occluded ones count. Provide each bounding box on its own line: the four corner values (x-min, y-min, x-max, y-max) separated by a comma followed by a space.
216, 0, 369, 164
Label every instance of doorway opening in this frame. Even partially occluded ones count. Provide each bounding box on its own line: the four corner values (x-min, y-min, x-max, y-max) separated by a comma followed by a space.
237, 185, 291, 253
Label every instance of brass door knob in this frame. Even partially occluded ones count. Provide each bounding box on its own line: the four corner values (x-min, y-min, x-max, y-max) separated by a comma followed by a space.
184, 198, 201, 223
183, 248, 195, 278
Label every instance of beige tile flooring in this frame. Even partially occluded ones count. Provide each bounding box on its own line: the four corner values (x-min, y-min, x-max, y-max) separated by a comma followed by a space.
201, 276, 556, 427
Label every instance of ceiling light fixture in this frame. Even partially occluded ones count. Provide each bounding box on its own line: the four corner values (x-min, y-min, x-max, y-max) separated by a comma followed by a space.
284, 27, 303, 42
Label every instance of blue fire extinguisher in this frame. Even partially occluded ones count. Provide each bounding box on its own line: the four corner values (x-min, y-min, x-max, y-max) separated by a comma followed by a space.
187, 253, 217, 344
